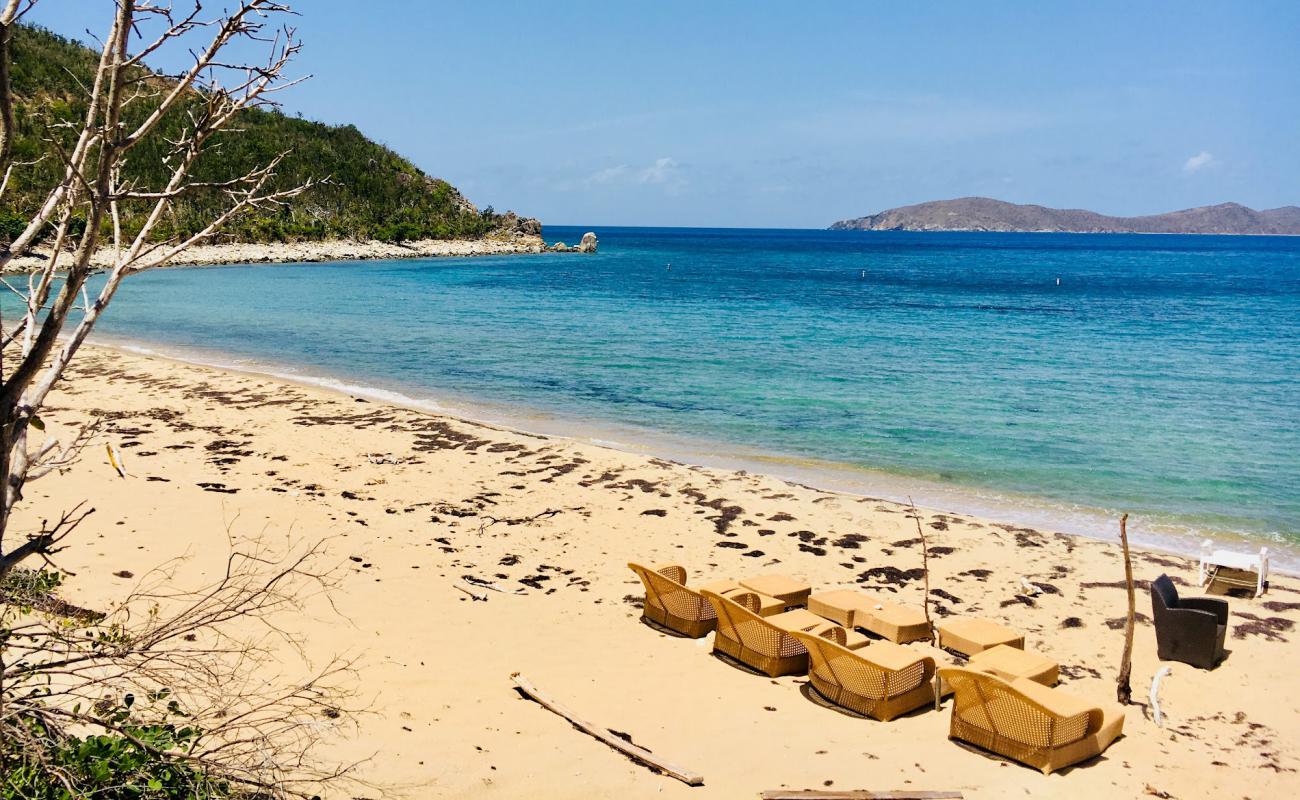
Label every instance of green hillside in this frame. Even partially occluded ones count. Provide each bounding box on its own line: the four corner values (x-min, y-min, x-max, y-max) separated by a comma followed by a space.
2, 24, 521, 245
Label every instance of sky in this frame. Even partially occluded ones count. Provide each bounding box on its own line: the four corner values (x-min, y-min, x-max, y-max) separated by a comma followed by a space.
26, 1, 1300, 228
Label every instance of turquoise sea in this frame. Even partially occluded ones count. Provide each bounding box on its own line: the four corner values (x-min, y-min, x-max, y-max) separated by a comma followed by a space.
73, 227, 1300, 563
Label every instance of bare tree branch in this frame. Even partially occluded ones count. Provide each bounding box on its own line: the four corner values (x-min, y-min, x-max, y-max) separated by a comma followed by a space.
0, 0, 312, 569
2, 535, 367, 796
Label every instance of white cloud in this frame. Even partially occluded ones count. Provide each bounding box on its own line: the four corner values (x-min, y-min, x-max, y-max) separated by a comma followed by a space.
581, 157, 686, 191
638, 157, 681, 185
584, 164, 630, 185
1182, 151, 1215, 173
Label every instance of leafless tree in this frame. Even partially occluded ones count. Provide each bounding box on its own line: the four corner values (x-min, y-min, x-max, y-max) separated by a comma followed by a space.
0, 2, 362, 794
0, 0, 315, 581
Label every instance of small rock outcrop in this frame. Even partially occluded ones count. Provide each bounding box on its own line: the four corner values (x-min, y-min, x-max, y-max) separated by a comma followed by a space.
547, 242, 570, 252
496, 211, 543, 238
577, 232, 598, 253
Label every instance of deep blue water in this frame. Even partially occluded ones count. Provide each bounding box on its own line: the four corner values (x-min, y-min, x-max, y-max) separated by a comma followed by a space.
61, 228, 1300, 557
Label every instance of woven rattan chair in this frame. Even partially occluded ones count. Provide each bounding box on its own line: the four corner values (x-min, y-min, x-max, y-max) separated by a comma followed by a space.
791, 629, 936, 721
627, 562, 719, 638
701, 589, 811, 677
938, 668, 1124, 774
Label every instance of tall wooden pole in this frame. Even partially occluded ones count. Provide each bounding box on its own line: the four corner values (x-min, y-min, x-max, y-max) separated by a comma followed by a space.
1116, 513, 1135, 704
909, 497, 935, 644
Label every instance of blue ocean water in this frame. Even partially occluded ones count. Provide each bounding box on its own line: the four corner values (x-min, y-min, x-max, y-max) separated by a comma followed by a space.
66, 227, 1300, 559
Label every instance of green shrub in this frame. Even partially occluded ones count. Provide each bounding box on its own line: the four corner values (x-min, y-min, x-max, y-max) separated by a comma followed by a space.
1, 697, 237, 800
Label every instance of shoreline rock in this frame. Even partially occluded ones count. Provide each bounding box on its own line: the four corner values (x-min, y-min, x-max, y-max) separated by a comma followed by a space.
3, 234, 554, 273
6, 228, 602, 274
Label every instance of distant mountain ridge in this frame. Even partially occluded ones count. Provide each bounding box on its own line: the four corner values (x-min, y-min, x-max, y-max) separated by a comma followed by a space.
830, 197, 1300, 235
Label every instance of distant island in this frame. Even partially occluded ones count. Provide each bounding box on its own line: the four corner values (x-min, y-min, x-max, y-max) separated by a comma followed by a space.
829, 197, 1300, 235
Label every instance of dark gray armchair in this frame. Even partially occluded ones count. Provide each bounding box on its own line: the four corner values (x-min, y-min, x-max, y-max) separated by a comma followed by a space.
1150, 574, 1228, 669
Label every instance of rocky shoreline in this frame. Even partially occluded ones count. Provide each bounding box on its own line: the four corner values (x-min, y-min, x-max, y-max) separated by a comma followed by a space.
4, 230, 598, 273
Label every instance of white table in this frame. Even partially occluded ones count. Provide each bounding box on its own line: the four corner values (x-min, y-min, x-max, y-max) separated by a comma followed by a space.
1199, 540, 1269, 597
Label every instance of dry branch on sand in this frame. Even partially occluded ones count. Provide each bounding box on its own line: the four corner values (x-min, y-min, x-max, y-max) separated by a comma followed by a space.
510, 671, 705, 786
2, 533, 366, 797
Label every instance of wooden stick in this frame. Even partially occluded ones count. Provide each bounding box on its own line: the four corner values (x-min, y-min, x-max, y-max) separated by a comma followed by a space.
907, 496, 935, 645
455, 583, 487, 601
760, 791, 964, 799
463, 574, 526, 595
510, 672, 704, 787
1150, 666, 1172, 727
1116, 512, 1135, 705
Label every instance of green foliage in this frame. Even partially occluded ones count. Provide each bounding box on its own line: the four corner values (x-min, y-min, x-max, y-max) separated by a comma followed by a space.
1, 694, 238, 800
3, 24, 507, 246
0, 209, 27, 242
0, 566, 63, 600
1, 585, 241, 800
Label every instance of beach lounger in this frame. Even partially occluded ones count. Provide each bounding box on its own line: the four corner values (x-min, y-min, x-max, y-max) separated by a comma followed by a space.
1151, 573, 1228, 669
627, 562, 723, 638
861, 601, 933, 644
791, 630, 937, 721
968, 644, 1059, 686
739, 573, 813, 609
938, 667, 1125, 774
707, 582, 785, 617
770, 609, 871, 650
702, 590, 822, 676
807, 589, 871, 626
936, 617, 1024, 656
807, 589, 932, 644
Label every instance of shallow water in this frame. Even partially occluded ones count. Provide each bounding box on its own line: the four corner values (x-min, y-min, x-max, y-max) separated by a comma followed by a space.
46, 227, 1300, 561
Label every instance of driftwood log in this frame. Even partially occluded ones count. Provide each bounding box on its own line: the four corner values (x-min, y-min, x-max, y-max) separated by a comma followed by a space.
455, 583, 488, 601
1116, 513, 1136, 704
1150, 666, 1172, 727
510, 672, 704, 786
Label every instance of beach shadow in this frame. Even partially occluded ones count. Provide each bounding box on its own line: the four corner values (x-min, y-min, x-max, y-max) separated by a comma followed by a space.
797, 682, 941, 720
946, 736, 1123, 775
638, 616, 701, 639
798, 683, 870, 719
708, 650, 779, 677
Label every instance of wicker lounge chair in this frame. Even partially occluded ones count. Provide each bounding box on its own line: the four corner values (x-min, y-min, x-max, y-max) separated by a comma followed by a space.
938, 667, 1125, 774
1151, 573, 1228, 669
702, 589, 817, 677
792, 629, 937, 721
627, 562, 723, 638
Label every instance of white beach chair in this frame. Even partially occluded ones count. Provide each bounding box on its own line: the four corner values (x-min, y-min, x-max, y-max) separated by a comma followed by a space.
1198, 539, 1269, 597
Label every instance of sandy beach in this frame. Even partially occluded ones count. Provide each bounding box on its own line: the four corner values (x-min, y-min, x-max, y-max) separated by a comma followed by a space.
17, 344, 1299, 799
2, 235, 550, 274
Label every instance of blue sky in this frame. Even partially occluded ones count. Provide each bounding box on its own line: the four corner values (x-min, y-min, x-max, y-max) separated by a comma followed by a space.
28, 1, 1300, 228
